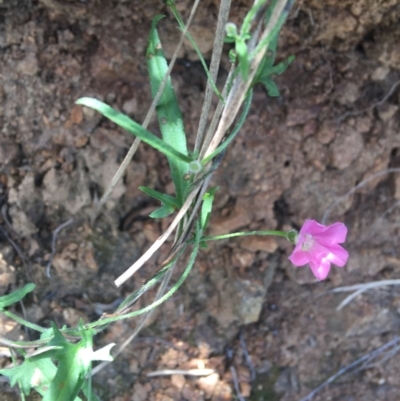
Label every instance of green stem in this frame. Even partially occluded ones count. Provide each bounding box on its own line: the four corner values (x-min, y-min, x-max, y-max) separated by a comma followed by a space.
202, 230, 289, 242
1, 309, 46, 333
86, 225, 202, 330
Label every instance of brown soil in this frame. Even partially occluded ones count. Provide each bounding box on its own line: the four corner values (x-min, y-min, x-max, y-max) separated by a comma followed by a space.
1, 0, 400, 400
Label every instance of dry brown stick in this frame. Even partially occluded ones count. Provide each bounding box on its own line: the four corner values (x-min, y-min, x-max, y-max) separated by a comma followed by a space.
194, 0, 232, 152
114, 183, 201, 287
204, 0, 291, 159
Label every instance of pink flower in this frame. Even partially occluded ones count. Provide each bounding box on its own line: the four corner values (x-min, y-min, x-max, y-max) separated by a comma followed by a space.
288, 220, 348, 280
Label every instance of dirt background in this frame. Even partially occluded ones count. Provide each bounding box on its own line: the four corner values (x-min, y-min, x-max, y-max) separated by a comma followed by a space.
1, 0, 400, 400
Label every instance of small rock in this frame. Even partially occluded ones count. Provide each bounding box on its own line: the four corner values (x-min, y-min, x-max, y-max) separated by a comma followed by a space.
171, 374, 186, 389
371, 66, 390, 81
42, 166, 92, 214
17, 52, 38, 75
378, 104, 398, 122
336, 81, 360, 105
240, 381, 251, 397
0, 139, 19, 165
0, 253, 16, 295
131, 382, 150, 401
209, 206, 251, 236
331, 126, 363, 170
240, 236, 278, 253
62, 307, 87, 327
211, 381, 232, 401
129, 358, 139, 374
24, 304, 45, 324
181, 384, 204, 401
231, 250, 255, 270
286, 106, 320, 127
317, 120, 336, 144
197, 373, 219, 399
122, 98, 138, 115
234, 278, 266, 325
8, 205, 38, 237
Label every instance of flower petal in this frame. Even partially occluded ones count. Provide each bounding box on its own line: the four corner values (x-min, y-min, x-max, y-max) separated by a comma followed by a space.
325, 244, 349, 267
299, 220, 326, 236
313, 222, 348, 245
288, 248, 309, 266
309, 258, 331, 280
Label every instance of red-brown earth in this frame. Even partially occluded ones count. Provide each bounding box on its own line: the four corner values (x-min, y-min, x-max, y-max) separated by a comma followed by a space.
1, 0, 400, 400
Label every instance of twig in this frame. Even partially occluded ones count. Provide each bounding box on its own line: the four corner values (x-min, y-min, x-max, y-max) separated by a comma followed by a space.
230, 366, 246, 401
299, 336, 400, 401
338, 78, 400, 124
147, 368, 216, 377
240, 331, 256, 381
46, 218, 74, 278
322, 168, 400, 224
333, 279, 400, 310
114, 177, 204, 287
92, 263, 176, 375
0, 225, 26, 266
194, 0, 232, 152
92, 0, 202, 220
203, 0, 293, 159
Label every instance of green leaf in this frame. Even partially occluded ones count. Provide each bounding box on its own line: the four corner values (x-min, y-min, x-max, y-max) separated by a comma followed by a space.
76, 97, 192, 165
262, 78, 280, 97
42, 324, 93, 401
200, 187, 218, 230
139, 186, 180, 209
236, 39, 249, 81
0, 283, 35, 309
269, 54, 295, 76
0, 357, 56, 396
149, 204, 175, 219
147, 16, 189, 205
82, 380, 101, 401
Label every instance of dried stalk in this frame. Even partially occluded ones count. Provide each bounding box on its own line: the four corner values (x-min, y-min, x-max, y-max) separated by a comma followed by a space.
194, 0, 232, 152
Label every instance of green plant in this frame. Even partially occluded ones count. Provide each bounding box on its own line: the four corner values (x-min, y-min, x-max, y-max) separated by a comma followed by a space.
0, 1, 308, 399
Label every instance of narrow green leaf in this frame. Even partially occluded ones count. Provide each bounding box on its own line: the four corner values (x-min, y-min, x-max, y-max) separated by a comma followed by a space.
149, 204, 175, 219
0, 283, 35, 309
271, 55, 295, 75
236, 39, 249, 81
200, 187, 218, 230
139, 186, 180, 209
76, 98, 192, 165
147, 16, 189, 205
262, 78, 280, 97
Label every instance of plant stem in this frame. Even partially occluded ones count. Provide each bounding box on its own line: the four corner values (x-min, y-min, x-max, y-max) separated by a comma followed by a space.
1, 309, 46, 333
202, 230, 289, 242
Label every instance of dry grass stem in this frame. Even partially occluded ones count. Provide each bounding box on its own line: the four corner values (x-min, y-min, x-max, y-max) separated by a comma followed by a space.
194, 0, 232, 152
204, 0, 291, 159
333, 279, 400, 310
147, 369, 216, 377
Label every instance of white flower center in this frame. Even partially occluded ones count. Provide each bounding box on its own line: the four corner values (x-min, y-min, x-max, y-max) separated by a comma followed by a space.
301, 233, 314, 251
